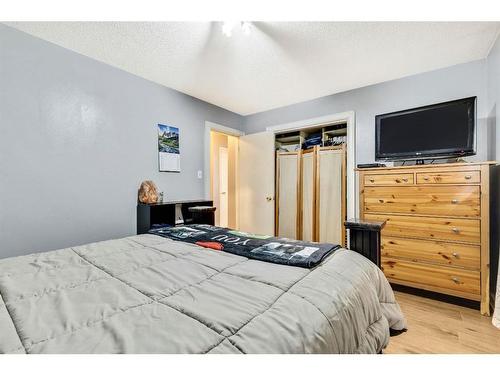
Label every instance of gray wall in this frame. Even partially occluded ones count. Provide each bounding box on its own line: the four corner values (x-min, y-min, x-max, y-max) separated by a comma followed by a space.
1, 23, 497, 260
243, 59, 490, 164
0, 24, 244, 258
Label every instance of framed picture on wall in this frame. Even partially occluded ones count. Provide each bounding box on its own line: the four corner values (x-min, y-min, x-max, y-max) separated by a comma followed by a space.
157, 124, 180, 172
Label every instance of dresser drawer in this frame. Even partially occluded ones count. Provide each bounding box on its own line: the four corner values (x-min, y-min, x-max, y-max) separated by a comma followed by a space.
364, 173, 414, 186
365, 214, 481, 244
381, 258, 480, 297
417, 171, 480, 184
363, 186, 480, 217
381, 236, 480, 269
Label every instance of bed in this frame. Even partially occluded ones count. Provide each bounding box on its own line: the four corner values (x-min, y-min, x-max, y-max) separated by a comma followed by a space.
0, 230, 406, 354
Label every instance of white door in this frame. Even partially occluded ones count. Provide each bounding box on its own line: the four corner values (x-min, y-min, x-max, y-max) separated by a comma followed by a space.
219, 147, 229, 228
238, 131, 275, 235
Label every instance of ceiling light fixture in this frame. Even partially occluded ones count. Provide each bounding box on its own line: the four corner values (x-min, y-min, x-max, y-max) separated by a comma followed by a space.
241, 22, 251, 36
222, 22, 251, 37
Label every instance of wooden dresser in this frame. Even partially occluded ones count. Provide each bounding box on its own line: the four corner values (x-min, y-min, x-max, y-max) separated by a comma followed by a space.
358, 162, 495, 315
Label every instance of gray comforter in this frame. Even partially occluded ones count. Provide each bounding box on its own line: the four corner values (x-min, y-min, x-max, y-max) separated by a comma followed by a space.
0, 234, 406, 354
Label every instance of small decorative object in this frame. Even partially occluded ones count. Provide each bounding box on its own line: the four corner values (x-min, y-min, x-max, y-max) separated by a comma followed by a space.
158, 192, 164, 203
158, 124, 180, 172
138, 180, 159, 204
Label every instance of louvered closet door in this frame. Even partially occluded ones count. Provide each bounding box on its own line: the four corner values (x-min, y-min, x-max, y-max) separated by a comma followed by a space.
277, 153, 299, 239
317, 148, 344, 245
301, 151, 315, 241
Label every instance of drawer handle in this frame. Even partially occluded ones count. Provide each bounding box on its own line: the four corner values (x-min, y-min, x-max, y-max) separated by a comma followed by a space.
423, 176, 429, 181
452, 252, 460, 258
451, 199, 459, 204
402, 178, 408, 182
451, 276, 461, 284
452, 227, 460, 234
369, 178, 375, 183
465, 175, 472, 180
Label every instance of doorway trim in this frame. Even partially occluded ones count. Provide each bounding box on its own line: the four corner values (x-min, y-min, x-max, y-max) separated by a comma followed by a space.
204, 121, 245, 216
266, 111, 357, 219
218, 146, 229, 227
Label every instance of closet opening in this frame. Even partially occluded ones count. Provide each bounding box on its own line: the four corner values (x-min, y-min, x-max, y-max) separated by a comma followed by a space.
274, 121, 348, 246
209, 130, 238, 229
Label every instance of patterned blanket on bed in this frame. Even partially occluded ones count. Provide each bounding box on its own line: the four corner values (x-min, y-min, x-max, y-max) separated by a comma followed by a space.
149, 224, 340, 268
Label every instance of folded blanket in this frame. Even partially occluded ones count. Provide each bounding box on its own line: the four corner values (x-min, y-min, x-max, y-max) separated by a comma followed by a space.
149, 224, 340, 268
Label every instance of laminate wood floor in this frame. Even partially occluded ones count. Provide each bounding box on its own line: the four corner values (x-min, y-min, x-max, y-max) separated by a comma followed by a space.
385, 291, 500, 353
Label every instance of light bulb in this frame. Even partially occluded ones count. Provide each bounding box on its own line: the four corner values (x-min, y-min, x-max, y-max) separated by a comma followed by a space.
221, 21, 251, 37
222, 22, 236, 37
241, 22, 251, 36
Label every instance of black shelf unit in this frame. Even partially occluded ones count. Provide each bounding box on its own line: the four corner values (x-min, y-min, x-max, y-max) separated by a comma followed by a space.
137, 199, 213, 234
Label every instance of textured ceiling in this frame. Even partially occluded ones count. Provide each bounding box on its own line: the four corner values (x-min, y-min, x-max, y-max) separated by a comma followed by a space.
5, 22, 500, 115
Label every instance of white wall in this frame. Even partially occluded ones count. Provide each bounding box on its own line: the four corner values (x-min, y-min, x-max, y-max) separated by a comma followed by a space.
209, 132, 237, 228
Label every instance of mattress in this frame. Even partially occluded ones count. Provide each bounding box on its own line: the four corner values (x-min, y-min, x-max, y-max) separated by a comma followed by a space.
0, 234, 406, 354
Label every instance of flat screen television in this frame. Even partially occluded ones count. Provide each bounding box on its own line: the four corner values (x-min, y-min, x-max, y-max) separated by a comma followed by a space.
375, 97, 476, 162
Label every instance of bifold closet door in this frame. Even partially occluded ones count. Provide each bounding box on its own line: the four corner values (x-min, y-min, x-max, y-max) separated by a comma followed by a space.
277, 153, 299, 239
317, 148, 344, 245
301, 151, 315, 241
